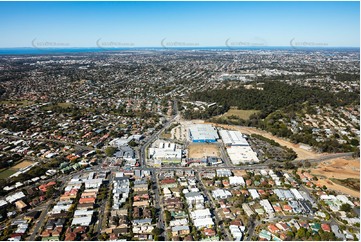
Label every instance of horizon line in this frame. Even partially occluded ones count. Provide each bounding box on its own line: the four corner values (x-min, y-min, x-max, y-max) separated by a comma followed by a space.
0, 46, 359, 49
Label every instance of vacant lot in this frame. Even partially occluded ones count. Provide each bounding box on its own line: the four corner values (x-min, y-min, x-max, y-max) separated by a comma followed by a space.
314, 178, 359, 198
332, 178, 360, 192
217, 108, 260, 120
311, 158, 360, 198
311, 158, 360, 180
188, 143, 220, 159
12, 160, 34, 169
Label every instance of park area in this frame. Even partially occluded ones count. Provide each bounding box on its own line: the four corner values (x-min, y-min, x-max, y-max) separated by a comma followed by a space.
188, 143, 220, 159
0, 160, 34, 179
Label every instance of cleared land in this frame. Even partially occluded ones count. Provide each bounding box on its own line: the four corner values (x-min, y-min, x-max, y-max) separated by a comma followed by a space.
188, 143, 220, 159
311, 158, 360, 198
217, 108, 260, 120
206, 122, 324, 160
12, 160, 34, 169
311, 158, 360, 180
314, 179, 359, 198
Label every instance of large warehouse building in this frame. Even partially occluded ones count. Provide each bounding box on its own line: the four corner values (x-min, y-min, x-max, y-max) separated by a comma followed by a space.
148, 142, 183, 166
219, 130, 259, 164
219, 130, 249, 146
189, 124, 219, 143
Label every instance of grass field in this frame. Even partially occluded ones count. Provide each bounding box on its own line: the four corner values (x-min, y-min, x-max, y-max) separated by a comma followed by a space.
57, 102, 73, 108
0, 169, 16, 179
218, 108, 260, 120
0, 100, 33, 107
188, 143, 220, 159
42, 102, 73, 111
0, 160, 34, 179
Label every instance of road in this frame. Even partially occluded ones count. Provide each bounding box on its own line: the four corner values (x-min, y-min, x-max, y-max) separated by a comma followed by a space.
152, 170, 167, 240
300, 152, 354, 163
95, 173, 113, 237
244, 219, 259, 241
216, 142, 232, 166
28, 200, 52, 241
0, 134, 93, 151
196, 172, 232, 241
139, 99, 179, 167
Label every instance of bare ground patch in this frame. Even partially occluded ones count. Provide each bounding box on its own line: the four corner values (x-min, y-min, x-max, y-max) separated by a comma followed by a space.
188, 143, 220, 159
12, 160, 34, 169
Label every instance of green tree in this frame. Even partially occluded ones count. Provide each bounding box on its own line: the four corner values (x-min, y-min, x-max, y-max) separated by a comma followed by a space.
340, 203, 352, 212
105, 146, 117, 157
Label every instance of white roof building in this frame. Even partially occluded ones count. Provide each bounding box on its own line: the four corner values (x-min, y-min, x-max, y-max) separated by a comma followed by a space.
226, 146, 259, 165
148, 142, 182, 161
212, 189, 232, 200
290, 188, 304, 200
229, 176, 245, 186
74, 210, 94, 217
5, 192, 26, 204
193, 217, 214, 229
219, 130, 249, 146
216, 169, 232, 177
248, 189, 260, 200
84, 178, 103, 189
71, 216, 92, 226
189, 124, 219, 142
0, 200, 8, 208
191, 209, 211, 220
260, 199, 274, 214
336, 195, 354, 207
185, 192, 204, 205
169, 218, 188, 227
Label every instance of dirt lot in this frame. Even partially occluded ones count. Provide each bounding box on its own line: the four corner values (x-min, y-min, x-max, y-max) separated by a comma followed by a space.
206, 122, 324, 160
311, 158, 360, 180
311, 158, 360, 198
314, 179, 360, 198
188, 143, 220, 159
12, 160, 34, 169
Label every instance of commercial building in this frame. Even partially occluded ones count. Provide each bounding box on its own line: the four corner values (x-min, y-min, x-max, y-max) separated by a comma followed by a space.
219, 130, 259, 164
227, 146, 259, 164
219, 130, 249, 146
189, 124, 219, 143
148, 142, 182, 165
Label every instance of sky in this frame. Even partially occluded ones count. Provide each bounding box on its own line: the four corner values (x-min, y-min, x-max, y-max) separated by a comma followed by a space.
0, 1, 359, 48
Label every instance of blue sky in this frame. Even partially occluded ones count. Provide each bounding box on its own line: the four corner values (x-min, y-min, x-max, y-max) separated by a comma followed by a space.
0, 1, 359, 48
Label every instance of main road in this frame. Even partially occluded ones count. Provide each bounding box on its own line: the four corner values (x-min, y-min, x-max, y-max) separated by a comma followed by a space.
139, 99, 179, 167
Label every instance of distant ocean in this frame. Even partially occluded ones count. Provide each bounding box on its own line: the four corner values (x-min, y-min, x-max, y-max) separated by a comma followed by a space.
0, 47, 359, 55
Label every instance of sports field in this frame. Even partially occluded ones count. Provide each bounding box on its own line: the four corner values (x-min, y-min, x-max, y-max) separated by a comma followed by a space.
0, 160, 34, 179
